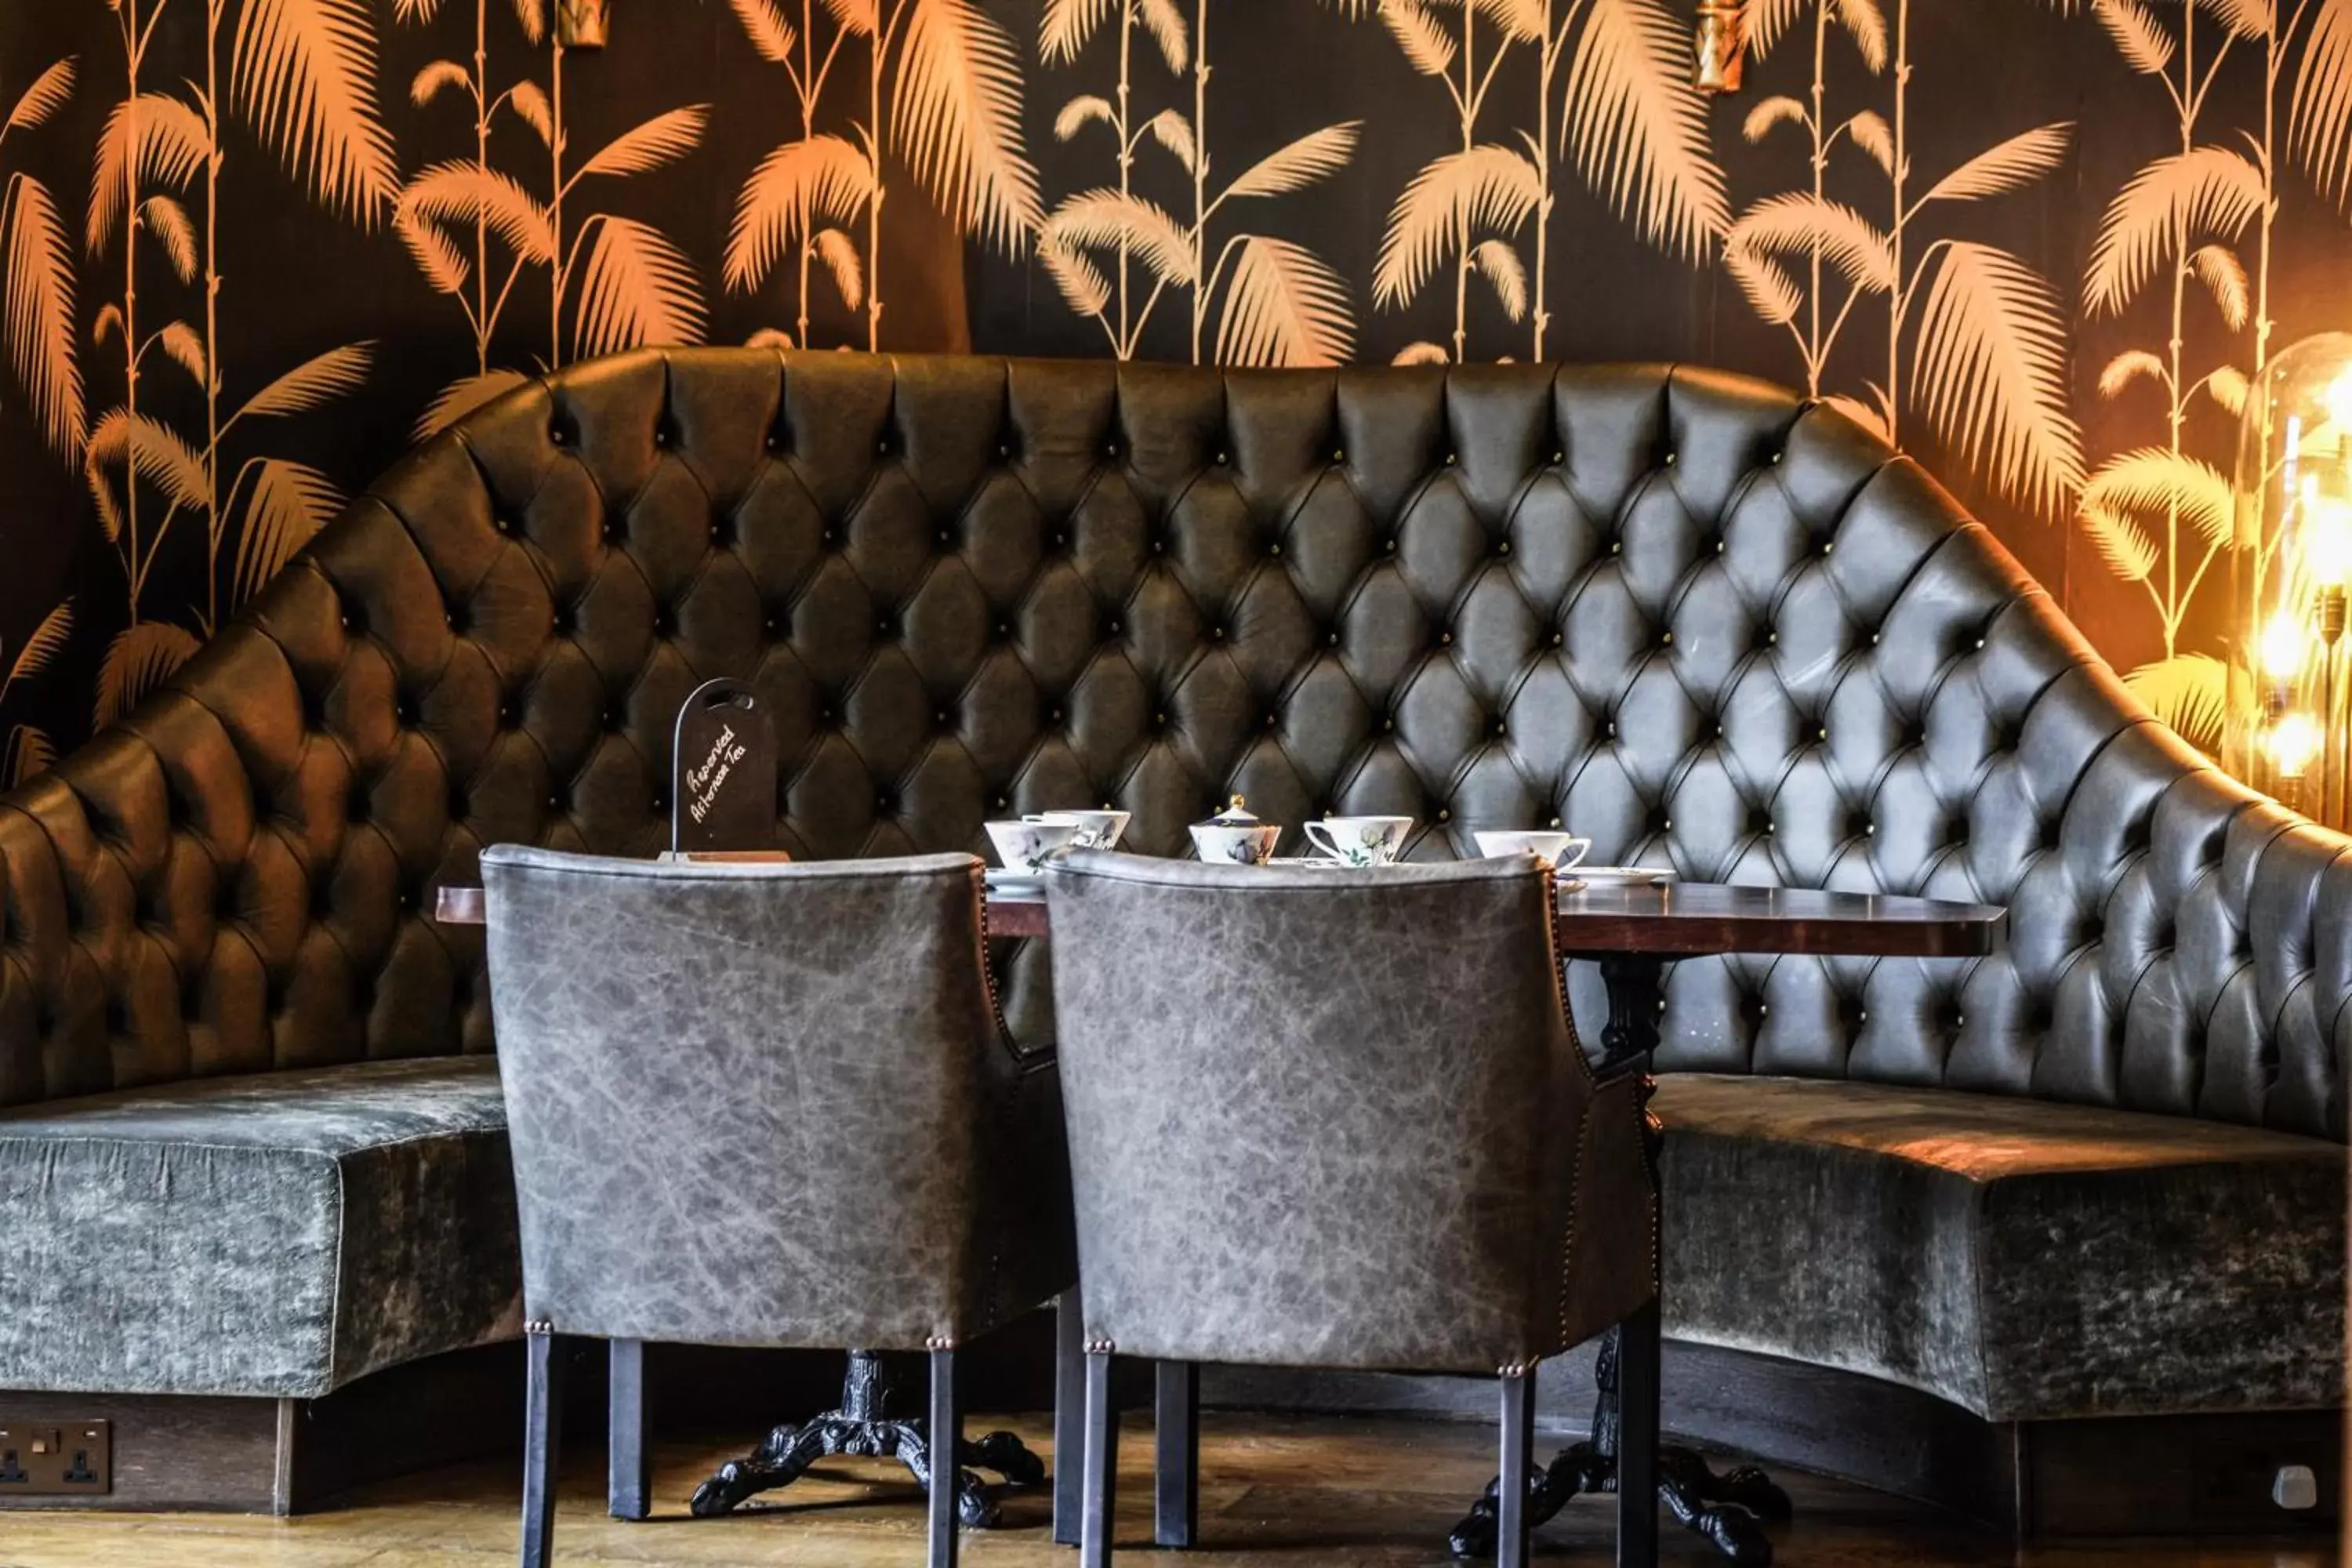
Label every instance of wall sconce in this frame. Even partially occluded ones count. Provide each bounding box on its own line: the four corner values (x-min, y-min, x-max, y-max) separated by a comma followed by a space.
1694, 1, 1748, 95
557, 0, 609, 48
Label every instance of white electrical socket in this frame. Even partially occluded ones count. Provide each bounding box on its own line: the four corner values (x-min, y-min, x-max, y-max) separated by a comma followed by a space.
2273, 1464, 2318, 1511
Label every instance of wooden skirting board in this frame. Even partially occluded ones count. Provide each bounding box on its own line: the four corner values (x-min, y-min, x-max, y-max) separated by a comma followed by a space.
0, 1323, 2336, 1539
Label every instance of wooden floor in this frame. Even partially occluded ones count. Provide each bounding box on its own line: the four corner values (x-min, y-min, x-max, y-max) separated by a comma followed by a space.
0, 1411, 2333, 1566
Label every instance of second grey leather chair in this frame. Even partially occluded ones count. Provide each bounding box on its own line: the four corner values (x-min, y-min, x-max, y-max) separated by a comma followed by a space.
480, 846, 1076, 1568
1043, 851, 1661, 1567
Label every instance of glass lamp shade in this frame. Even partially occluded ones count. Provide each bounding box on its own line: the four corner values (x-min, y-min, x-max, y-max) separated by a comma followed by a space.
2225, 332, 2352, 826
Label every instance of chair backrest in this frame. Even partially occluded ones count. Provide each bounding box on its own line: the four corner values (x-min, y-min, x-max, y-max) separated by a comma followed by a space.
479, 845, 1049, 1349
1043, 849, 1652, 1375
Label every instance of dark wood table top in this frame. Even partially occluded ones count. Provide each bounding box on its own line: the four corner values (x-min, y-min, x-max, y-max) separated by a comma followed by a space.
438, 876, 2003, 960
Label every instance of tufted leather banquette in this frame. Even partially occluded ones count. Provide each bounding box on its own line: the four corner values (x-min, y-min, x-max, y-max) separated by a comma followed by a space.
0, 350, 2341, 1421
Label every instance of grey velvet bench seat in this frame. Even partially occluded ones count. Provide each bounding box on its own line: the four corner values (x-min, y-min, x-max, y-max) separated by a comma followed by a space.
0, 1058, 519, 1509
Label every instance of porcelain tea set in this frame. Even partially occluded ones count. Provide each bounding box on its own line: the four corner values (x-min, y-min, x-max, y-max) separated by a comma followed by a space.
983, 797, 1595, 877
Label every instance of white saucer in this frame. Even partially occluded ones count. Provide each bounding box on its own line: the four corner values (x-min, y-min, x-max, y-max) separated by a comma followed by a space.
1571, 866, 1675, 887
983, 868, 1049, 895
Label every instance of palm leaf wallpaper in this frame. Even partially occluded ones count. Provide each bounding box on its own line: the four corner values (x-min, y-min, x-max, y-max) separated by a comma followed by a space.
1, 0, 2348, 773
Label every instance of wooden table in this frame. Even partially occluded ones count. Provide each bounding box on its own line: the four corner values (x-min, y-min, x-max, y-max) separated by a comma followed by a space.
434, 873, 2004, 1568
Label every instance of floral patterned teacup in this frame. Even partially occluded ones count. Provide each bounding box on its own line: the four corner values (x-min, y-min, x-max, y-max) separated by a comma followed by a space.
1303, 815, 1414, 867
1472, 829, 1592, 869
1189, 822, 1281, 865
1025, 808, 1132, 849
986, 819, 1084, 874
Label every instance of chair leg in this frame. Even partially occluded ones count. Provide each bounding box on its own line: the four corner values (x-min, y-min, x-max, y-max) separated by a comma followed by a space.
928, 1346, 961, 1568
1153, 1359, 1198, 1548
1617, 1298, 1662, 1568
1080, 1348, 1119, 1568
1053, 1288, 1084, 1546
521, 1325, 564, 1568
1497, 1365, 1534, 1568
607, 1338, 649, 1521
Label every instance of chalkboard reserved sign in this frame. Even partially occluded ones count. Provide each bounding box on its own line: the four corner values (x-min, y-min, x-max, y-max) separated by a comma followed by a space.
670, 679, 779, 855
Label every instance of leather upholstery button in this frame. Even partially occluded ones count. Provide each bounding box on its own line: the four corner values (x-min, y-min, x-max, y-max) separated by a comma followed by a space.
998, 442, 1012, 459
877, 437, 892, 455
1214, 451, 1229, 466
1211, 626, 1226, 641
1438, 631, 1454, 646
1385, 538, 1398, 553
1437, 808, 1452, 822
1444, 452, 1458, 466
1327, 632, 1340, 646
1332, 448, 1345, 463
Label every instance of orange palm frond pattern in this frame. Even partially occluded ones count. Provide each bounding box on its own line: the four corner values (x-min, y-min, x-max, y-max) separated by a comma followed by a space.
0, 0, 2346, 771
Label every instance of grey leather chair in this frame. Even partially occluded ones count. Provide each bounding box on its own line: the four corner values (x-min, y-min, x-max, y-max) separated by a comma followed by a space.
479, 845, 1075, 1567
1042, 850, 1661, 1567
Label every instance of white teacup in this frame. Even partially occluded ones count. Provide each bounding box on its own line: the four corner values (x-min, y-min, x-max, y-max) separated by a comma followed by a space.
1473, 829, 1592, 869
1189, 822, 1281, 865
1025, 808, 1131, 849
986, 819, 1083, 874
1304, 815, 1414, 867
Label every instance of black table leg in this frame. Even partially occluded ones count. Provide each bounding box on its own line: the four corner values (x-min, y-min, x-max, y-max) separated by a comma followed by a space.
1444, 953, 1791, 1565
688, 1349, 1046, 1525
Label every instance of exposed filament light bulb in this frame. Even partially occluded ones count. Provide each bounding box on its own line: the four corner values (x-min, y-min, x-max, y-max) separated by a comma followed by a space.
2268, 712, 2325, 779
2259, 611, 2310, 679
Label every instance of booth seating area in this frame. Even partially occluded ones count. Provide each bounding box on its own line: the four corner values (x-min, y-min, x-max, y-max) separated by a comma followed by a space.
0, 351, 2340, 1541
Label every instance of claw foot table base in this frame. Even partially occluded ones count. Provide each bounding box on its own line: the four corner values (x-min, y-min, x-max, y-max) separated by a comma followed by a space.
688, 1351, 1044, 1526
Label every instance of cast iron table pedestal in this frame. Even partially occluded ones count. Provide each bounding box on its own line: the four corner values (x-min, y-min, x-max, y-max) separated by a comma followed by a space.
687, 1350, 1044, 1523
1443, 954, 1791, 1566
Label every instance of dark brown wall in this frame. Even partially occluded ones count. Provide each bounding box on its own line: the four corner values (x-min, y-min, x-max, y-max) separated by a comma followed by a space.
1, 0, 2345, 777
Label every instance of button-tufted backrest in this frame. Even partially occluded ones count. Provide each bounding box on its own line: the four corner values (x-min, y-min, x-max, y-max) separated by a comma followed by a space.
2, 350, 2344, 1140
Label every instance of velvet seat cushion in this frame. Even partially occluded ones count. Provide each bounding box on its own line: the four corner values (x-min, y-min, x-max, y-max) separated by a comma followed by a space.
1655, 1073, 2347, 1421
0, 1058, 518, 1399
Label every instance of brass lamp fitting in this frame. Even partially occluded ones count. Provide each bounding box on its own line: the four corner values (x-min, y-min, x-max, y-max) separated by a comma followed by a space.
557, 0, 609, 48
1694, 0, 1747, 95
